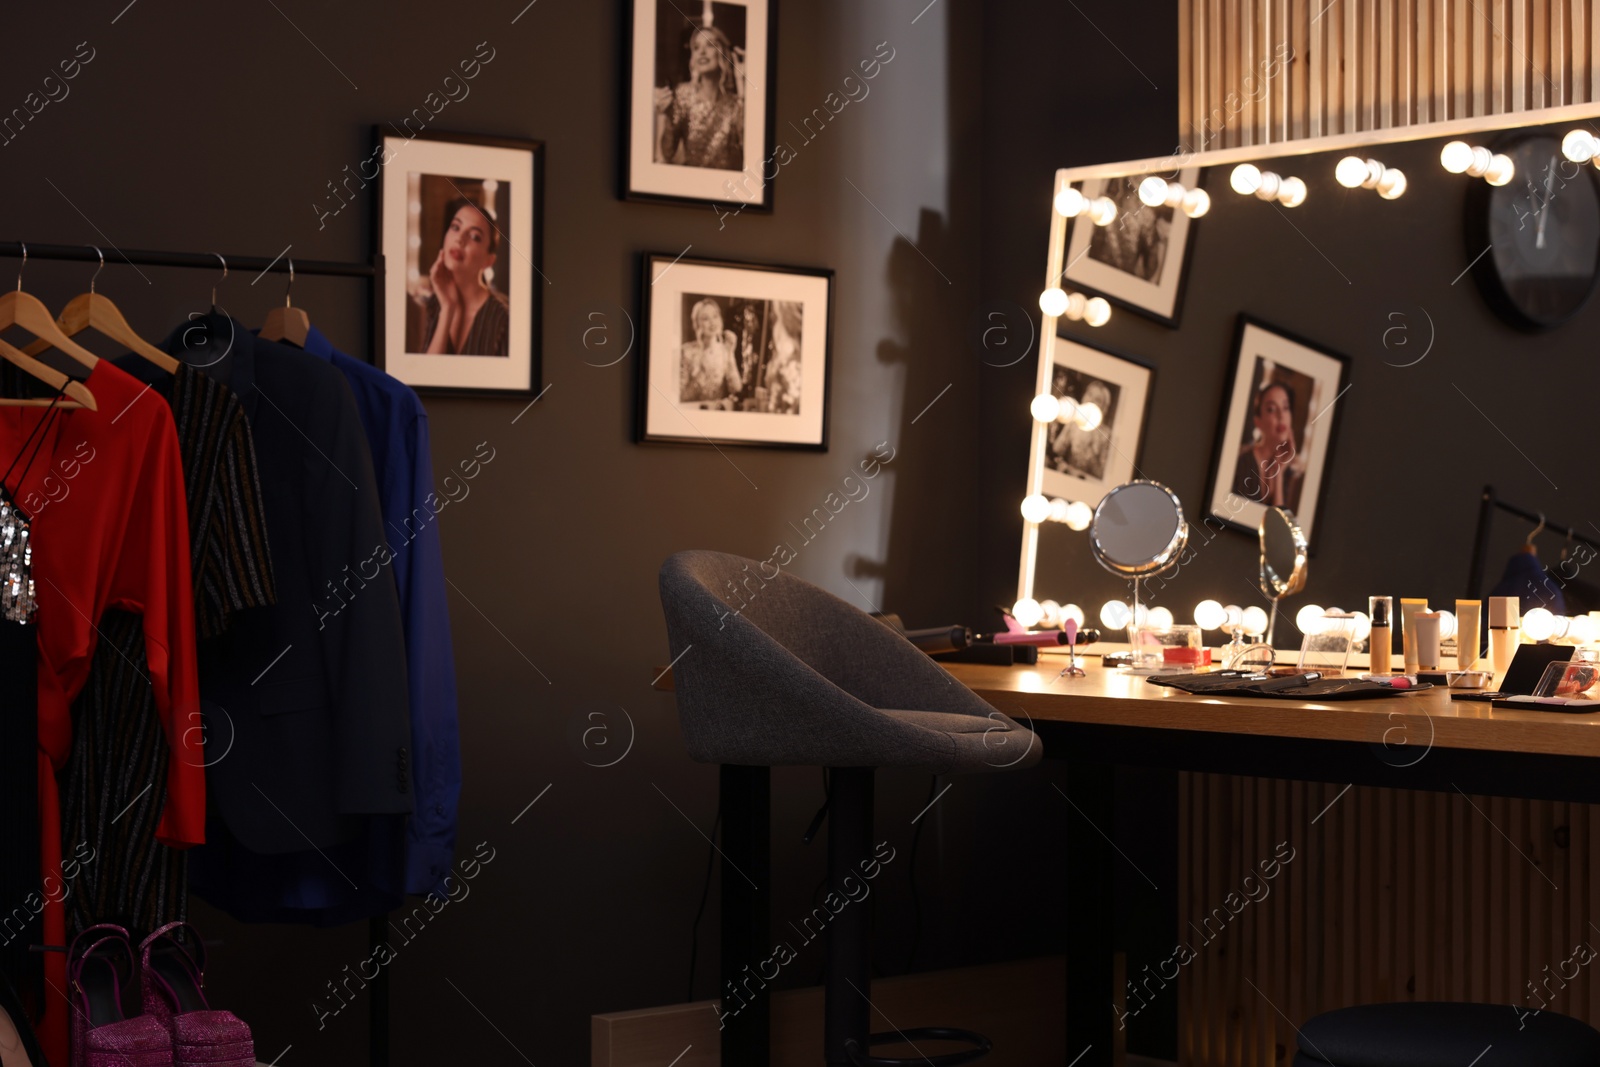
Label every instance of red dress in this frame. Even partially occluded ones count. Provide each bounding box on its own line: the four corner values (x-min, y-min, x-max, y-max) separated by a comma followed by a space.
0, 359, 204, 1064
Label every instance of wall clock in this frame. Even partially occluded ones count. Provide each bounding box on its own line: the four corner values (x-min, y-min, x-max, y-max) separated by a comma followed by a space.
1468, 132, 1600, 329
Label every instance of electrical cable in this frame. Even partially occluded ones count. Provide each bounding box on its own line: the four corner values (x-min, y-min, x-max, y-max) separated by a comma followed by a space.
685, 805, 722, 1003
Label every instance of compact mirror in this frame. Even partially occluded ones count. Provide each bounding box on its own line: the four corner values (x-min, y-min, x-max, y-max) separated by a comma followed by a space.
1089, 480, 1188, 578
1258, 506, 1307, 646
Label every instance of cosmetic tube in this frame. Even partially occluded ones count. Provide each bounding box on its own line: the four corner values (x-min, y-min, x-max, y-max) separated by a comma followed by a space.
1489, 596, 1521, 678
1456, 599, 1482, 671
1369, 596, 1392, 675
1414, 611, 1442, 670
1399, 598, 1428, 673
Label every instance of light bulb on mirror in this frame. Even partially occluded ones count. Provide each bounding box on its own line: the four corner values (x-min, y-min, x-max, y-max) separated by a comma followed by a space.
1352, 611, 1372, 644
1062, 603, 1086, 628
1572, 614, 1597, 644
1523, 607, 1556, 642
1182, 188, 1211, 218
1082, 297, 1112, 327
1101, 600, 1132, 630
1485, 154, 1515, 186
1039, 287, 1069, 317
1563, 129, 1600, 164
1075, 402, 1104, 432
1133, 603, 1150, 626
1086, 196, 1118, 226
1064, 500, 1093, 531
1437, 610, 1457, 642
1048, 497, 1071, 523
1194, 599, 1226, 631
1224, 605, 1244, 631
1148, 606, 1175, 630
1335, 156, 1374, 188
1055, 396, 1080, 424
1030, 393, 1061, 423
1011, 598, 1044, 629
1439, 140, 1477, 173
1296, 603, 1327, 636
1054, 186, 1086, 217
1139, 176, 1170, 206
1377, 168, 1407, 199
1230, 164, 1305, 206
1038, 599, 1062, 628
1241, 605, 1269, 637
1020, 494, 1051, 524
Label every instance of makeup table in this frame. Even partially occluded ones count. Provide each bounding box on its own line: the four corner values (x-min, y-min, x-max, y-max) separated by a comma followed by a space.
674, 655, 1600, 1067
950, 656, 1600, 1067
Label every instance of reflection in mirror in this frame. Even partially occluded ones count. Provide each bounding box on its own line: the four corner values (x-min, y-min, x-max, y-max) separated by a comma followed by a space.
1258, 506, 1308, 647
1089, 480, 1188, 578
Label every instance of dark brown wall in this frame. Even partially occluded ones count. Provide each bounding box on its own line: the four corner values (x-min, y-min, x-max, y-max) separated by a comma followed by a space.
0, 3, 1083, 1065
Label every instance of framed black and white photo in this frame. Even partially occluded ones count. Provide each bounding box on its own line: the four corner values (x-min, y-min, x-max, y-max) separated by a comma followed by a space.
625, 0, 776, 210
638, 254, 831, 449
1205, 317, 1348, 547
375, 128, 543, 398
1064, 166, 1201, 326
1041, 336, 1153, 510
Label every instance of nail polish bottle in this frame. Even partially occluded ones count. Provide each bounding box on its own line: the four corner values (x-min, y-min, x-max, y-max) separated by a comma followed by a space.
1369, 596, 1392, 675
1489, 596, 1521, 678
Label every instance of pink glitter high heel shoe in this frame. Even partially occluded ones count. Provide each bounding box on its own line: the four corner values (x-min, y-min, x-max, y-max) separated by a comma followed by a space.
136, 925, 252, 1067
67, 925, 172, 1067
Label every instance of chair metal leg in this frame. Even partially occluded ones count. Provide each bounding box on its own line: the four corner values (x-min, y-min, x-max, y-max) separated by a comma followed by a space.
721, 764, 772, 1066
825, 767, 875, 1066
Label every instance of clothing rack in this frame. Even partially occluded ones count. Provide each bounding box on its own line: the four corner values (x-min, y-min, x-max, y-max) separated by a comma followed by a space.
1467, 484, 1600, 596
2, 240, 392, 1067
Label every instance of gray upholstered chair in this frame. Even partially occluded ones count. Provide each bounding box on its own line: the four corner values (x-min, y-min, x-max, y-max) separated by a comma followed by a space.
659, 550, 1041, 1066
1294, 1002, 1600, 1066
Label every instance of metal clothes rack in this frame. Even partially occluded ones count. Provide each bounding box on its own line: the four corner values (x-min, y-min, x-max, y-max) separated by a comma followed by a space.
2, 240, 392, 1067
1467, 484, 1600, 596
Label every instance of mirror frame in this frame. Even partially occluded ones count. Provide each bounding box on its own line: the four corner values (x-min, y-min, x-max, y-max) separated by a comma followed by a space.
1088, 479, 1189, 579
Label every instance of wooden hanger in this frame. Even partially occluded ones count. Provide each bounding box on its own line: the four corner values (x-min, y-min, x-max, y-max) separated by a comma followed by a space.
0, 335, 96, 410
0, 244, 99, 370
20, 248, 179, 372
1524, 512, 1546, 556
259, 258, 310, 347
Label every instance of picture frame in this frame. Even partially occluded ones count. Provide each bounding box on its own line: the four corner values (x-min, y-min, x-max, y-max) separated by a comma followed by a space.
1063, 165, 1201, 326
1204, 317, 1349, 548
623, 0, 777, 211
373, 127, 544, 399
638, 253, 832, 450
1041, 335, 1154, 511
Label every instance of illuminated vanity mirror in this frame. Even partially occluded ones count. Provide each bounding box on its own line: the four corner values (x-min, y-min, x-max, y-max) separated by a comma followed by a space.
1258, 506, 1307, 647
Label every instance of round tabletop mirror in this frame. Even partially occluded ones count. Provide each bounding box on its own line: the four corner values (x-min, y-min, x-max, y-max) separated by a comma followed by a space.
1259, 507, 1307, 599
1258, 507, 1307, 647
1089, 480, 1188, 578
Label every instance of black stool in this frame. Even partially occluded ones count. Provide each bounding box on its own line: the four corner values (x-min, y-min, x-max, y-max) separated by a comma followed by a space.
1296, 1002, 1600, 1066
659, 551, 1042, 1066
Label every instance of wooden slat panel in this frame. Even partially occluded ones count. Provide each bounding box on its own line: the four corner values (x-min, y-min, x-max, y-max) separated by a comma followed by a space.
1182, 0, 1195, 144
1176, 5, 1600, 175
1279, 0, 1295, 140
1178, 775, 1600, 1066
1572, 0, 1587, 103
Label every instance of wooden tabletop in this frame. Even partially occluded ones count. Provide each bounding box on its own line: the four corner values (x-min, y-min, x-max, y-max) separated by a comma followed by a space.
944, 659, 1600, 759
